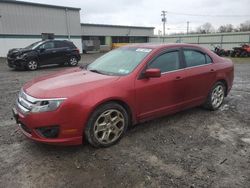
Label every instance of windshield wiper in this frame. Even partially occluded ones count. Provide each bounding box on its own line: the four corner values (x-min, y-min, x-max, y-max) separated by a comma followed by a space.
88, 69, 105, 74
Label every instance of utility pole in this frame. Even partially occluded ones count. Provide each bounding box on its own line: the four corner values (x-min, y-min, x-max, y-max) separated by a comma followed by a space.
161, 11, 167, 36
187, 21, 190, 34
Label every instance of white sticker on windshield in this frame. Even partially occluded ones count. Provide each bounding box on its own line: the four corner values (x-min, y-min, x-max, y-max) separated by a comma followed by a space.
136, 48, 152, 53
118, 69, 129, 74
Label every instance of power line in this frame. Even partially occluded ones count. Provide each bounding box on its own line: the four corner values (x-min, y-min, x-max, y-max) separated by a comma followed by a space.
167, 11, 250, 17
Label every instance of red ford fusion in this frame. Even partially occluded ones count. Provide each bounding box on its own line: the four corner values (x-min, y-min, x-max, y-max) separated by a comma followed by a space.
13, 43, 234, 147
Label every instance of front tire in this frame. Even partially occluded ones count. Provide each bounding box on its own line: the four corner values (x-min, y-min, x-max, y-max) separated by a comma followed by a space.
204, 82, 225, 111
85, 102, 129, 148
26, 60, 38, 71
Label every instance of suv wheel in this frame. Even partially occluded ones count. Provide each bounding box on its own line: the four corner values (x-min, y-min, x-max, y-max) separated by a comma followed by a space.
85, 102, 129, 148
27, 60, 38, 71
204, 82, 225, 110
68, 56, 78, 66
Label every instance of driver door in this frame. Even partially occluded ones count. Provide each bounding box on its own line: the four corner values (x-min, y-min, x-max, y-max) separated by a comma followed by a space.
135, 49, 186, 121
38, 41, 58, 65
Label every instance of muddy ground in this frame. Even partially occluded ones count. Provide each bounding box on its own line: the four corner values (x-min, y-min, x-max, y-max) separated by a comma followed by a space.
0, 55, 249, 188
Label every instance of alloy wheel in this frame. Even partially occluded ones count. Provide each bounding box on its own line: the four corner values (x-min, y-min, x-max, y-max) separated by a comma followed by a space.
69, 57, 78, 66
93, 109, 125, 144
211, 84, 224, 109
28, 60, 38, 70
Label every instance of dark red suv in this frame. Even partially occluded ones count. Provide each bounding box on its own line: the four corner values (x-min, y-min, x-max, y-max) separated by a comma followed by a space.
13, 43, 234, 147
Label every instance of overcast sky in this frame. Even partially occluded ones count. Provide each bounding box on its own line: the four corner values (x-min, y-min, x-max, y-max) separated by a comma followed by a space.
24, 0, 250, 34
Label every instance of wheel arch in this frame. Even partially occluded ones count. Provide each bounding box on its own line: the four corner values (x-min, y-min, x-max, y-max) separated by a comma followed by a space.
87, 98, 135, 127
215, 79, 228, 96
213, 78, 228, 97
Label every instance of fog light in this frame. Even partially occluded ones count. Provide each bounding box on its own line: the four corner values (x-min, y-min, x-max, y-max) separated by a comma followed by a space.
36, 126, 59, 138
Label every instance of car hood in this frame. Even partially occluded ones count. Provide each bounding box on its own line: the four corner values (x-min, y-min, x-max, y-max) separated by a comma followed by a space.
8, 48, 33, 56
23, 68, 120, 98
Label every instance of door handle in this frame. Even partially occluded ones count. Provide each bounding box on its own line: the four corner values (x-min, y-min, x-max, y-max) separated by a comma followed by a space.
175, 76, 182, 80
210, 69, 215, 72
52, 50, 57, 53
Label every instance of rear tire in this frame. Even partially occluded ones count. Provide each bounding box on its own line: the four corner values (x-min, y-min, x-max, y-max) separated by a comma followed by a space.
68, 56, 78, 66
203, 82, 225, 111
85, 102, 129, 148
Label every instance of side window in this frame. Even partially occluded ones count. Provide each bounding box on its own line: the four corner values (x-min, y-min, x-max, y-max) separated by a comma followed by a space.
39, 42, 55, 49
148, 51, 180, 73
55, 41, 67, 48
205, 54, 213, 64
184, 50, 206, 67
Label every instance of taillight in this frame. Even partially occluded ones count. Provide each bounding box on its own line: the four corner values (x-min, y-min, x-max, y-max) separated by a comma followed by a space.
76, 48, 80, 53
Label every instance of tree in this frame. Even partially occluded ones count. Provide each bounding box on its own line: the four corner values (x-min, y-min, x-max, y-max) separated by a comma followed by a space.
197, 22, 214, 34
218, 24, 234, 33
239, 20, 250, 31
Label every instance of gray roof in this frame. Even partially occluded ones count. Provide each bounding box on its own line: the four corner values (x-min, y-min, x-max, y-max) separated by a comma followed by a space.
0, 0, 81, 10
81, 23, 155, 29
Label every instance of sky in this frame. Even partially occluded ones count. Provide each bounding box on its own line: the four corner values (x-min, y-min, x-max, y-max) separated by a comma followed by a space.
23, 0, 250, 34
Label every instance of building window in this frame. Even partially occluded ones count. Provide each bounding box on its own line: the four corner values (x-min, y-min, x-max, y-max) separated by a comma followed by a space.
112, 37, 129, 43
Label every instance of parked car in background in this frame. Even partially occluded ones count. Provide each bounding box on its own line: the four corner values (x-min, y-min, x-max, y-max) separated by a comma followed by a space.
13, 43, 234, 147
7, 40, 81, 70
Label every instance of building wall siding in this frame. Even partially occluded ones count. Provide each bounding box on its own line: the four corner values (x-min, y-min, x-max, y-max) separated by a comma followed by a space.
0, 2, 81, 36
81, 25, 154, 37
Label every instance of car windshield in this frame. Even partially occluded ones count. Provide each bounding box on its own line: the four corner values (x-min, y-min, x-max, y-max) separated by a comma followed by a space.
87, 47, 152, 76
24, 41, 43, 50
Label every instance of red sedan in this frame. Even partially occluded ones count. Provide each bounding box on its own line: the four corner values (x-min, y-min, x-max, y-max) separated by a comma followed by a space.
13, 43, 234, 147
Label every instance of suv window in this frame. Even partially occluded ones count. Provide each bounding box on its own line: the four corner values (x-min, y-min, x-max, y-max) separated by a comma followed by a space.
55, 41, 67, 48
39, 42, 55, 49
64, 41, 76, 49
183, 50, 206, 67
148, 51, 180, 73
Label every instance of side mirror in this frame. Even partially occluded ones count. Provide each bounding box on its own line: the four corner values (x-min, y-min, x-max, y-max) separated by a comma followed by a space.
144, 68, 161, 78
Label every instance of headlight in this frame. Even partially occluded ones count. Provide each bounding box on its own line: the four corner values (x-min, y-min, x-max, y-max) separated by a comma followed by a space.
17, 53, 27, 59
31, 99, 66, 113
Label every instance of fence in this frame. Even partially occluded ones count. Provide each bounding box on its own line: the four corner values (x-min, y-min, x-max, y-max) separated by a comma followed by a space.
149, 32, 250, 50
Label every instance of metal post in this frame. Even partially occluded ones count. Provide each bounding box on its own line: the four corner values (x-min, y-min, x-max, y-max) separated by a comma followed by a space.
161, 11, 167, 36
65, 8, 71, 40
220, 35, 223, 48
187, 21, 189, 34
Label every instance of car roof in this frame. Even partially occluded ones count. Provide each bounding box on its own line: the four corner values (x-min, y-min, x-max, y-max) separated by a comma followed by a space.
123, 43, 206, 50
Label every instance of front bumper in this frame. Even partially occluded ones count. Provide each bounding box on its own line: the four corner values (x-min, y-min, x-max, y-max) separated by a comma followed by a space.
12, 106, 83, 146
7, 57, 26, 69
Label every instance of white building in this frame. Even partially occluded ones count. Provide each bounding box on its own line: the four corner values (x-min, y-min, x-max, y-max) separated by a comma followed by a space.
0, 0, 155, 57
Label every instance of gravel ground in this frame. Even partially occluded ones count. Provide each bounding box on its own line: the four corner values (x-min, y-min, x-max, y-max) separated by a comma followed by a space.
0, 54, 249, 188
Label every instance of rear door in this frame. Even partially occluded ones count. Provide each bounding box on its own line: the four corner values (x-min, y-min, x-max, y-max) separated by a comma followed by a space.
54, 41, 69, 64
181, 48, 216, 107
135, 49, 187, 120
